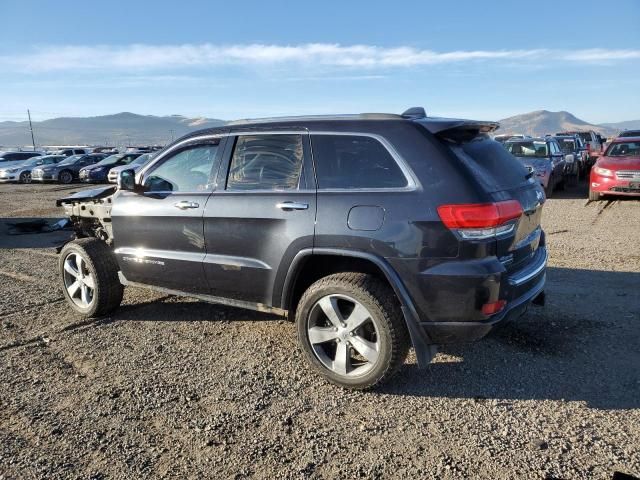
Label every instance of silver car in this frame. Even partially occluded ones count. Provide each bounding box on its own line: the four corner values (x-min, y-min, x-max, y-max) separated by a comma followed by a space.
504, 138, 566, 197
107, 153, 155, 183
0, 155, 65, 183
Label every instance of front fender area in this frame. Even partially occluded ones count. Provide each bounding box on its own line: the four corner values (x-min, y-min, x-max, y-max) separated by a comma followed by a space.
279, 248, 437, 368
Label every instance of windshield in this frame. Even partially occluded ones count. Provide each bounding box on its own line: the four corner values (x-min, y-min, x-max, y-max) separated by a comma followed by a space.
605, 141, 640, 157
132, 153, 151, 165
95, 154, 125, 166
58, 155, 83, 166
505, 141, 549, 158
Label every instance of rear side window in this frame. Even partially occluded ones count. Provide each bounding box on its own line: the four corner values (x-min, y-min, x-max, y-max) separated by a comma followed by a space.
311, 135, 407, 189
227, 134, 303, 191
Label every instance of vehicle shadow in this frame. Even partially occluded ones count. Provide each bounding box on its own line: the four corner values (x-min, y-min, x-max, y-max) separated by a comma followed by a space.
380, 266, 640, 410
116, 295, 284, 324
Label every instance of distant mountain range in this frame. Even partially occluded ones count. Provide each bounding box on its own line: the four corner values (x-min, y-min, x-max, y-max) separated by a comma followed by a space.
0, 112, 225, 148
496, 110, 632, 138
0, 110, 637, 148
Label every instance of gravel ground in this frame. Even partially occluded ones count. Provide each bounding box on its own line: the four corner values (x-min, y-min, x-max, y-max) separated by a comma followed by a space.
0, 182, 639, 479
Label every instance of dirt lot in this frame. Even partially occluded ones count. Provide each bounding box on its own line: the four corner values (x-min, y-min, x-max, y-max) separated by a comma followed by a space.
1, 182, 639, 479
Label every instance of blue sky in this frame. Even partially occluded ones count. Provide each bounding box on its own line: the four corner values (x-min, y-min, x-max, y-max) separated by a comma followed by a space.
0, 0, 638, 123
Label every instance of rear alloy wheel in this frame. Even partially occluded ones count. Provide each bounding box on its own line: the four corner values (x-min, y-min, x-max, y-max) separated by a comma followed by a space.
296, 272, 409, 389
19, 171, 31, 184
588, 189, 601, 202
59, 170, 73, 184
59, 238, 124, 317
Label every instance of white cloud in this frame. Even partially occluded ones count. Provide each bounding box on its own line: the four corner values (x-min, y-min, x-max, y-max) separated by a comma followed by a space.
2, 43, 639, 72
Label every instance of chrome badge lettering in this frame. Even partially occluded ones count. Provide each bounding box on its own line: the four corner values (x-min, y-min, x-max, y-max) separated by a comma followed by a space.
121, 256, 165, 266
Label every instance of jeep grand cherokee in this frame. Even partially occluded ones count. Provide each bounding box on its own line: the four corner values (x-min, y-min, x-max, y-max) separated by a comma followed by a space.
56, 107, 547, 389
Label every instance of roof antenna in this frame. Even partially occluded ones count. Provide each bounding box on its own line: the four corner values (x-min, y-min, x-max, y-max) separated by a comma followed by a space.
401, 107, 427, 119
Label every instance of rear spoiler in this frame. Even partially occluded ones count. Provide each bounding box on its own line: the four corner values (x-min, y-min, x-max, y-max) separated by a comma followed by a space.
415, 117, 500, 142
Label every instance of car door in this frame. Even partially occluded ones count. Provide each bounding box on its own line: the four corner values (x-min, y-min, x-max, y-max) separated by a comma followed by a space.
203, 131, 316, 306
111, 136, 226, 293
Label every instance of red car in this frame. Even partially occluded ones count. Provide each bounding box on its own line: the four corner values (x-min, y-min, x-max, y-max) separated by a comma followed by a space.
589, 137, 640, 201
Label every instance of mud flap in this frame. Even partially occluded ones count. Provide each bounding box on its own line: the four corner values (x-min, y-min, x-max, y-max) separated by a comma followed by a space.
402, 305, 438, 368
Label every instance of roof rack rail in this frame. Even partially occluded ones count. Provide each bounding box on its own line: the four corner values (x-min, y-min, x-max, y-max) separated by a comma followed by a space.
401, 107, 427, 119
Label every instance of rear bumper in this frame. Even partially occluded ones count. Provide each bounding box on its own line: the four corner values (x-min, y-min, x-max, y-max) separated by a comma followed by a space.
0, 176, 17, 182
409, 246, 548, 344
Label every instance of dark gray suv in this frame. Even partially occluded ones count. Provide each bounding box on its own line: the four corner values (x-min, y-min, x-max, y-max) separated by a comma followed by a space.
57, 108, 547, 389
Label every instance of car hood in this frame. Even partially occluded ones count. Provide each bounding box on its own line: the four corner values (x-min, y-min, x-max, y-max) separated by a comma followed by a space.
109, 164, 142, 173
515, 157, 551, 169
0, 162, 25, 170
81, 163, 107, 171
596, 155, 640, 171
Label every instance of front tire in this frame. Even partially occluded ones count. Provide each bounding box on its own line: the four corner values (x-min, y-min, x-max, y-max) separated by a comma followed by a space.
19, 171, 32, 184
59, 238, 124, 317
59, 170, 73, 184
588, 189, 601, 202
296, 273, 410, 389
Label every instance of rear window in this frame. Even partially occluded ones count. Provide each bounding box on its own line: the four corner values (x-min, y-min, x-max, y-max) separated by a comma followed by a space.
451, 138, 529, 191
311, 135, 407, 189
505, 141, 549, 157
619, 130, 640, 138
558, 139, 576, 153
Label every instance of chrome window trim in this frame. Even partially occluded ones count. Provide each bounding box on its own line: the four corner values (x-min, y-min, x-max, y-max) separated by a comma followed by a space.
137, 129, 420, 194
310, 131, 420, 192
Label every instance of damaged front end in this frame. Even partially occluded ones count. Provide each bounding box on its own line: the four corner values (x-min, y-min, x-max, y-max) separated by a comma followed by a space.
56, 186, 116, 244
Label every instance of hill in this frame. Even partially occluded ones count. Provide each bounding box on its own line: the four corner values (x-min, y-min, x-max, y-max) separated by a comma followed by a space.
0, 112, 225, 148
496, 110, 618, 137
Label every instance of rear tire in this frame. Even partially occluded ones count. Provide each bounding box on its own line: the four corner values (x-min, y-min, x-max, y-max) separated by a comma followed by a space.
59, 238, 124, 318
295, 272, 410, 389
59, 170, 73, 184
588, 189, 601, 202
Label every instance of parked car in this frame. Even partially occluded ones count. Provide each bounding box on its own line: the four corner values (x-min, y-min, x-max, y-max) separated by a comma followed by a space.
32, 154, 106, 183
556, 130, 603, 167
79, 152, 143, 183
51, 148, 90, 157
0, 155, 65, 183
56, 108, 547, 389
504, 137, 566, 197
0, 151, 42, 163
617, 129, 640, 138
107, 153, 154, 183
553, 135, 587, 180
589, 137, 640, 201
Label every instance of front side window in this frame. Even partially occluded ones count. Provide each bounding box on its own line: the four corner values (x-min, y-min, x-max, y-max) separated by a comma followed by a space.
226, 135, 303, 191
311, 135, 407, 189
145, 143, 219, 192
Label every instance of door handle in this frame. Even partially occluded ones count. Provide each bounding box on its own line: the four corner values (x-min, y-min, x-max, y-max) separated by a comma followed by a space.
276, 201, 309, 211
174, 201, 200, 210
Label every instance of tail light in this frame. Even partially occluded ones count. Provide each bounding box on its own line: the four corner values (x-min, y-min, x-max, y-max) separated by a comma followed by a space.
437, 200, 523, 240
481, 300, 506, 315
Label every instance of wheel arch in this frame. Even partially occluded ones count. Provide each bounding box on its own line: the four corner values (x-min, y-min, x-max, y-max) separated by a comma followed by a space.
280, 248, 436, 367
